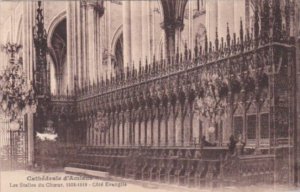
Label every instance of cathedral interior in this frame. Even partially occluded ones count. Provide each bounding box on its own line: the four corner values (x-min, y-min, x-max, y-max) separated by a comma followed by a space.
0, 0, 300, 189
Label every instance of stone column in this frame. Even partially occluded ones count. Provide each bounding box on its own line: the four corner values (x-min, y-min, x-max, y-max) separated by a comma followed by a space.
23, 1, 36, 167
123, 1, 132, 68
142, 1, 150, 63
218, 0, 234, 39
86, 2, 97, 83
66, 1, 75, 92
81, 2, 88, 85
106, 1, 112, 73
130, 1, 143, 67
206, 0, 218, 41
76, 1, 83, 88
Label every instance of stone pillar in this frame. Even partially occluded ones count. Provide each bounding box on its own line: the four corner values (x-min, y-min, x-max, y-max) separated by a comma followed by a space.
23, 1, 36, 167
206, 0, 218, 41
106, 1, 112, 73
142, 1, 150, 63
23, 1, 35, 85
81, 2, 88, 85
96, 8, 102, 81
76, 1, 83, 88
163, 25, 176, 58
123, 1, 132, 68
67, 1, 77, 92
218, 0, 234, 39
130, 1, 143, 67
86, 2, 97, 83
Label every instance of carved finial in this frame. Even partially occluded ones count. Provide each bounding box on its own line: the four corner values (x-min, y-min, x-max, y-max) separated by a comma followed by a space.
184, 41, 188, 60
204, 30, 208, 54
194, 38, 198, 58
132, 61, 135, 77
153, 55, 156, 73
215, 27, 219, 51
176, 46, 179, 63
226, 23, 231, 47
126, 65, 129, 79
221, 37, 224, 51
145, 57, 148, 73
233, 33, 236, 46
139, 59, 142, 75
240, 19, 244, 51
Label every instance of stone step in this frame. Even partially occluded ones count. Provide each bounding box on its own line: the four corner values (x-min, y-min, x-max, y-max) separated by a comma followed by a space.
64, 167, 109, 178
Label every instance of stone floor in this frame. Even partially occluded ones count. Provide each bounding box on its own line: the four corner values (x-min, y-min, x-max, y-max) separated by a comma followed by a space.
0, 170, 298, 192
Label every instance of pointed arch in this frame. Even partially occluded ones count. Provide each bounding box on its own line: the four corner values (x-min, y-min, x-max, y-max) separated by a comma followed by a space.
47, 10, 67, 47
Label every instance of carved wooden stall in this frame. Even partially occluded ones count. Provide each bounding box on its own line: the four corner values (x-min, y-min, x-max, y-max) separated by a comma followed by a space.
43, 0, 296, 187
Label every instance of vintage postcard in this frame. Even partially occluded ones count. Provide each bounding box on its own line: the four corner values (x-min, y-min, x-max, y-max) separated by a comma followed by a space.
0, 0, 299, 191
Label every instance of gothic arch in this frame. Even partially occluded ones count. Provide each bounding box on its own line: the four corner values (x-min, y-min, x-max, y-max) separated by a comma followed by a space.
47, 10, 67, 47
47, 12, 67, 95
111, 25, 123, 54
111, 25, 123, 70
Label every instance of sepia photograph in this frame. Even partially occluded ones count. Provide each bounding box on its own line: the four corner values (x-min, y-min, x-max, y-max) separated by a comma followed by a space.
0, 0, 299, 191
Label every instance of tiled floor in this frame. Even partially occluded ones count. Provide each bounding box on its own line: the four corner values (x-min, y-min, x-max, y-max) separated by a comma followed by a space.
0, 170, 298, 192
